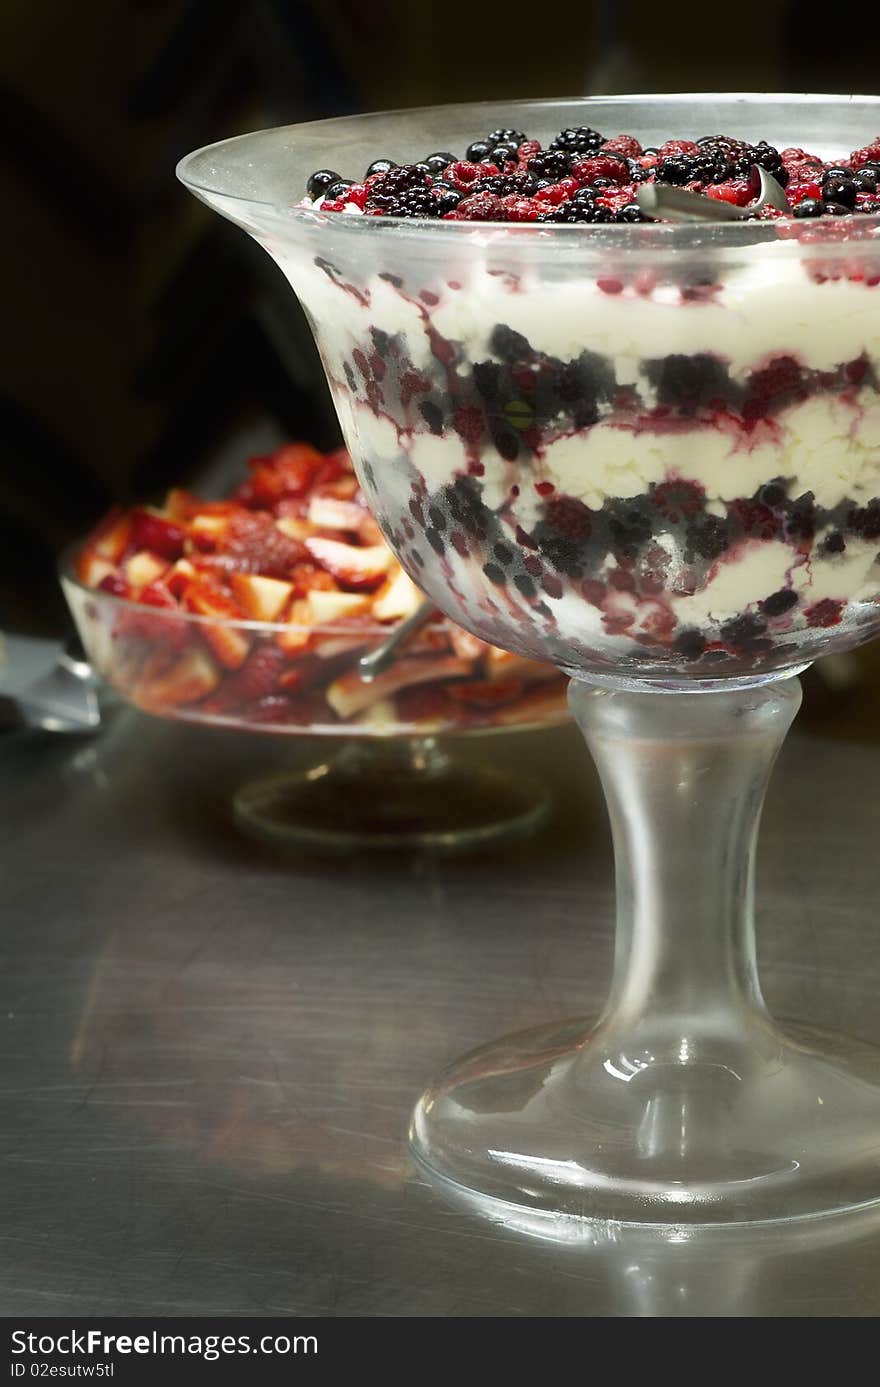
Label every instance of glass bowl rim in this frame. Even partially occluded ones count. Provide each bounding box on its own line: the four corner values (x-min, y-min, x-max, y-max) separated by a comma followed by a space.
176, 91, 880, 240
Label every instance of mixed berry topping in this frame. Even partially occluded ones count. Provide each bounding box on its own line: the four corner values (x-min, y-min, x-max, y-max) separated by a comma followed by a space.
305, 125, 880, 224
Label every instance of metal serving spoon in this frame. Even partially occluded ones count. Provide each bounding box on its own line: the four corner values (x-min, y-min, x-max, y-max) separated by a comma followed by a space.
636, 166, 791, 222
356, 598, 437, 683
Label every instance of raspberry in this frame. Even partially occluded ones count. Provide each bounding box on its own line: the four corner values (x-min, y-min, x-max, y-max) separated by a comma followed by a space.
500, 195, 540, 222
706, 179, 752, 206
544, 496, 594, 540
446, 160, 497, 191
571, 155, 629, 185
449, 191, 503, 221
600, 134, 643, 158
651, 480, 705, 523
657, 139, 700, 159
850, 139, 880, 170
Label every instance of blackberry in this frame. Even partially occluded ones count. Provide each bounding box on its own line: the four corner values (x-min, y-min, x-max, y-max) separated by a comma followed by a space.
648, 353, 730, 409
365, 158, 398, 177
419, 400, 444, 435
426, 528, 446, 556
487, 127, 527, 148
850, 500, 880, 541
697, 135, 746, 163
720, 613, 768, 646
608, 500, 653, 558
366, 165, 437, 216
785, 493, 817, 542
526, 149, 573, 179
476, 172, 538, 196
733, 142, 788, 187
758, 480, 788, 509
306, 168, 341, 198
794, 198, 824, 218
490, 324, 532, 362
822, 173, 857, 209
425, 151, 456, 175
445, 477, 491, 537
544, 200, 612, 223
549, 126, 605, 155
492, 427, 520, 461
688, 514, 731, 561
760, 588, 798, 617
482, 562, 506, 585
513, 574, 537, 598
675, 628, 707, 659
852, 169, 878, 194
822, 532, 846, 554
473, 361, 502, 398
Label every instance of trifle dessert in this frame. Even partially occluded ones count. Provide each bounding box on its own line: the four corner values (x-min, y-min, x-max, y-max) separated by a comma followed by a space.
259, 116, 880, 685
65, 442, 567, 732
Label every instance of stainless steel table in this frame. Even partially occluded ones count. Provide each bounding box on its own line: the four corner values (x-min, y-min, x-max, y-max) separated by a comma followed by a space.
2, 703, 879, 1317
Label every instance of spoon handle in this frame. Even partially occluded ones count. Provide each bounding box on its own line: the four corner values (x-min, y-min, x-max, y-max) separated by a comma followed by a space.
357, 598, 437, 682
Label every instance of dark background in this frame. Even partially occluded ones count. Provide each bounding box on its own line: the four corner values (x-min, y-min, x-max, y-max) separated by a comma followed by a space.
2, 0, 878, 633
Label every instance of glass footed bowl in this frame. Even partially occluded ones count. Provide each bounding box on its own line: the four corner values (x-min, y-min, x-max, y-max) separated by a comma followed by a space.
61, 558, 569, 851
179, 94, 880, 1228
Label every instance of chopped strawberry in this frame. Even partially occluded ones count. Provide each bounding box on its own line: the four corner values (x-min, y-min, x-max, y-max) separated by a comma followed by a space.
130, 508, 185, 560
98, 572, 131, 598
92, 507, 133, 563
447, 678, 524, 708
304, 536, 394, 590
182, 580, 251, 668
135, 646, 220, 710
225, 511, 306, 577
289, 562, 338, 597
245, 442, 323, 505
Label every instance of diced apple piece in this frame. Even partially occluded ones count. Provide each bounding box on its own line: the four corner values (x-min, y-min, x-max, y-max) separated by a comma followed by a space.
313, 634, 371, 660
276, 599, 314, 655
135, 646, 220, 709
372, 569, 423, 622
276, 515, 314, 542
326, 655, 472, 719
188, 514, 230, 548
448, 625, 490, 662
307, 589, 372, 624
485, 646, 560, 683
182, 580, 250, 669
353, 698, 398, 729
304, 537, 394, 590
75, 550, 116, 588
490, 682, 570, 727
230, 573, 293, 622
93, 508, 133, 563
307, 495, 365, 531
125, 550, 170, 590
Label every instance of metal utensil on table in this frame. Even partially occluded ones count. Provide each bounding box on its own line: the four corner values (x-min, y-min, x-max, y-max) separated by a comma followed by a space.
0, 631, 100, 734
356, 599, 437, 683
637, 166, 792, 222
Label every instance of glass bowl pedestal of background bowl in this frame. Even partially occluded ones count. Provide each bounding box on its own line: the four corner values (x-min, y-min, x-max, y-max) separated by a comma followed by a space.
178, 94, 880, 1227
62, 570, 567, 852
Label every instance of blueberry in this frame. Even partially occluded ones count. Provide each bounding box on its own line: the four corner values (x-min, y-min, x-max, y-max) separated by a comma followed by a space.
490, 324, 532, 362
720, 613, 768, 645
306, 168, 341, 198
794, 198, 824, 218
822, 532, 846, 554
852, 169, 878, 194
466, 139, 493, 162
822, 173, 857, 209
325, 179, 354, 200
425, 152, 456, 175
366, 158, 399, 178
433, 185, 462, 214
824, 201, 853, 215
490, 142, 519, 165
482, 562, 506, 585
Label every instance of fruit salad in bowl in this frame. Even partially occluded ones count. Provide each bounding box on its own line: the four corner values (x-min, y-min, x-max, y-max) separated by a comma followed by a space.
63, 443, 568, 849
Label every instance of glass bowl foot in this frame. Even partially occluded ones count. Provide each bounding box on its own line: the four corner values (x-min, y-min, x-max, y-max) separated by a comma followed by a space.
233, 737, 550, 852
410, 1016, 880, 1228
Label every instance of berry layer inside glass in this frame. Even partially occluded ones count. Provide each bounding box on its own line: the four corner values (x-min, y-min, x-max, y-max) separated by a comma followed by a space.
181, 96, 880, 686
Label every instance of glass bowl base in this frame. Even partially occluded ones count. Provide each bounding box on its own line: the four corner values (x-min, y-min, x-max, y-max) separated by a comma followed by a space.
410, 1015, 880, 1229
233, 737, 551, 852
